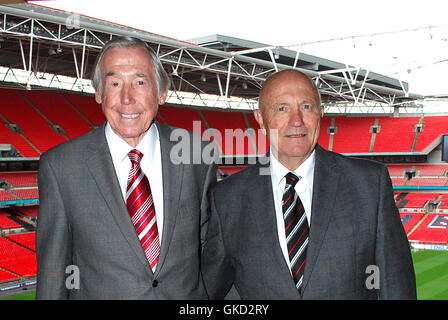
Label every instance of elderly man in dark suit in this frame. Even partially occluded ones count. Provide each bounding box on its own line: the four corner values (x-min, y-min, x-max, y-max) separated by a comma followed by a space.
202, 69, 416, 299
36, 36, 217, 299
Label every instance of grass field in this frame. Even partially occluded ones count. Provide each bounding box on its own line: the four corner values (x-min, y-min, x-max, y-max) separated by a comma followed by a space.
413, 250, 448, 300
2, 250, 447, 300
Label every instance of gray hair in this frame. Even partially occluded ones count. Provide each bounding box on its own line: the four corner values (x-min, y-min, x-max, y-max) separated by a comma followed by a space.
91, 36, 170, 96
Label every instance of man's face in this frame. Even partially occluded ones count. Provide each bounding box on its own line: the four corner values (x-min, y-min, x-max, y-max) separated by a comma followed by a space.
254, 71, 323, 170
95, 46, 167, 147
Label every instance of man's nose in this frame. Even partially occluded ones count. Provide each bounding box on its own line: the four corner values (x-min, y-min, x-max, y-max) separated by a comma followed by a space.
121, 84, 135, 105
289, 109, 304, 126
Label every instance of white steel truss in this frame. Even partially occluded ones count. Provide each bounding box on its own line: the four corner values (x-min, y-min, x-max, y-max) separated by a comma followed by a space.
0, 3, 423, 112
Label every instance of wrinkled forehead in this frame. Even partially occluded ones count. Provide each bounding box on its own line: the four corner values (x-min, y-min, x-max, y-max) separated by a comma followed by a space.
259, 71, 320, 110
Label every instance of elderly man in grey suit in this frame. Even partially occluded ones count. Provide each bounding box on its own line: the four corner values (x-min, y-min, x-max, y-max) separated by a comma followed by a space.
202, 69, 416, 299
36, 36, 217, 299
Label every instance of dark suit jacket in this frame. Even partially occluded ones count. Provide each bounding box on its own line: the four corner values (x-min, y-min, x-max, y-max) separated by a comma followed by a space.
36, 122, 217, 299
202, 145, 416, 299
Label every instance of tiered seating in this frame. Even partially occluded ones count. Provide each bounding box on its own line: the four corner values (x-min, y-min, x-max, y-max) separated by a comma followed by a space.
414, 115, 448, 152
391, 177, 407, 186
416, 164, 448, 176
6, 232, 35, 251
0, 89, 66, 153
202, 109, 256, 155
395, 193, 439, 208
330, 116, 374, 153
387, 164, 413, 176
408, 177, 448, 186
13, 188, 39, 200
408, 214, 448, 243
0, 120, 39, 157
62, 92, 105, 126
22, 90, 92, 139
373, 116, 419, 152
440, 195, 448, 209
158, 104, 205, 134
0, 268, 19, 282
400, 212, 425, 234
0, 236, 36, 276
15, 205, 38, 217
0, 190, 18, 201
0, 210, 21, 228
0, 171, 37, 187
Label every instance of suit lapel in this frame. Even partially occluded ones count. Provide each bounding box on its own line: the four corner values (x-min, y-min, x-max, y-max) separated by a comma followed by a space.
153, 123, 183, 276
301, 145, 340, 293
85, 123, 152, 273
251, 160, 301, 297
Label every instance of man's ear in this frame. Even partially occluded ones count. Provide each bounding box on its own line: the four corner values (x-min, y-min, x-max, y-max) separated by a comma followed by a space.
254, 109, 265, 130
95, 92, 102, 104
254, 108, 267, 136
158, 90, 168, 105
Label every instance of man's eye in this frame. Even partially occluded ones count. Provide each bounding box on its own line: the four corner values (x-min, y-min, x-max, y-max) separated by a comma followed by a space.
278, 106, 285, 111
303, 104, 311, 110
137, 80, 145, 85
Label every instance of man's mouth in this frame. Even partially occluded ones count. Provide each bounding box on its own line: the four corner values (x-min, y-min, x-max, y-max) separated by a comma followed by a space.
120, 113, 140, 119
286, 133, 306, 138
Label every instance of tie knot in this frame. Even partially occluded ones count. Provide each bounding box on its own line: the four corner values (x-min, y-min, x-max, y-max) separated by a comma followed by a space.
285, 172, 299, 187
128, 149, 144, 166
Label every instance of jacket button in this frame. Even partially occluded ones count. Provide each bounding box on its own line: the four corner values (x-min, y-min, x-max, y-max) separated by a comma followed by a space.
152, 280, 158, 287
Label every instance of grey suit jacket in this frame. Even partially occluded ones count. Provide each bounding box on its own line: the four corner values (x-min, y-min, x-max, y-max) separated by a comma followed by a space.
36, 122, 217, 299
202, 145, 416, 299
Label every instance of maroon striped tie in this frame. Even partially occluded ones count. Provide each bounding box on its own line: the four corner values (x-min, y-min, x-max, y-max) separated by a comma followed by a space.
283, 172, 309, 291
126, 149, 159, 272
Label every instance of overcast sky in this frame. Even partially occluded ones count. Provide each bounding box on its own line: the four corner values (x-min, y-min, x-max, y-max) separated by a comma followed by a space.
35, 0, 448, 97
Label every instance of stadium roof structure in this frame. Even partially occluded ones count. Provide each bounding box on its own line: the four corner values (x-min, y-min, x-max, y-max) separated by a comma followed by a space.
0, 2, 424, 113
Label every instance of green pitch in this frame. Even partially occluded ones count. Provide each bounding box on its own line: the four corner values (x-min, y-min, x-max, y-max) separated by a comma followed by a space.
2, 250, 448, 300
412, 250, 448, 300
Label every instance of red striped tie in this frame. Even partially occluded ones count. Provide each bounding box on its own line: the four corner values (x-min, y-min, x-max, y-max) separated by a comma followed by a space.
283, 172, 309, 292
126, 149, 159, 272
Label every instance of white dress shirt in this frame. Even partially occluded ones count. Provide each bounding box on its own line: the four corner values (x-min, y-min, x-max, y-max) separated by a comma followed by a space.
105, 122, 164, 242
269, 148, 315, 274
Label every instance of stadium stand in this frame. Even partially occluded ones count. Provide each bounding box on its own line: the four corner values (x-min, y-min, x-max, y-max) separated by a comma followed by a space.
408, 214, 448, 243
0, 89, 67, 154
329, 116, 374, 153
373, 116, 419, 152
414, 115, 448, 152
0, 189, 18, 201
62, 92, 106, 126
0, 118, 40, 157
21, 90, 92, 139
400, 212, 425, 234
201, 108, 257, 155
0, 89, 447, 290
0, 236, 36, 276
0, 171, 37, 187
0, 210, 22, 229
6, 232, 36, 251
158, 104, 205, 134
395, 192, 440, 209
15, 205, 38, 217
0, 268, 19, 282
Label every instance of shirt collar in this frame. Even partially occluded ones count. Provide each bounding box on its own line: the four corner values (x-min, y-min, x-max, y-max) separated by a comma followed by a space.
270, 148, 316, 189
105, 121, 159, 165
